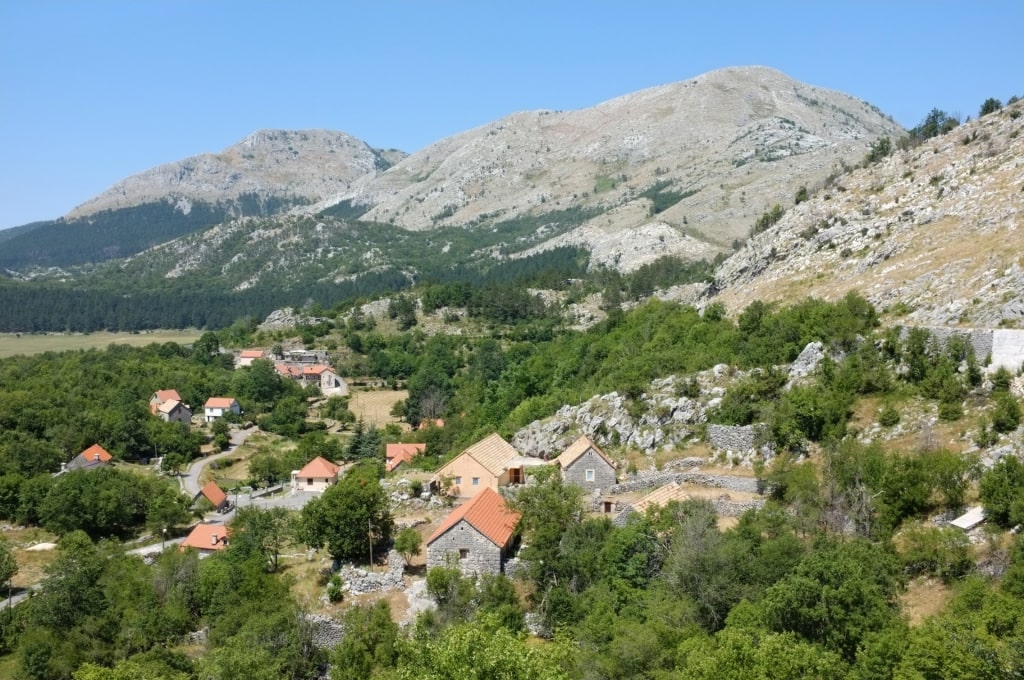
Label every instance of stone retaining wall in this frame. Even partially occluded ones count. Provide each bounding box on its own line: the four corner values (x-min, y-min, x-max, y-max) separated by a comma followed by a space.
706, 424, 766, 452
305, 614, 345, 649
900, 326, 1024, 373
609, 471, 761, 495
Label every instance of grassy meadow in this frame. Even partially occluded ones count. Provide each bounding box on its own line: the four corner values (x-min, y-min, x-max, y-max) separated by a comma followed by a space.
0, 330, 202, 358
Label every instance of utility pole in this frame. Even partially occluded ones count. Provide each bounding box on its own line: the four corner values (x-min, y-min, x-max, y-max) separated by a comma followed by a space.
368, 517, 373, 571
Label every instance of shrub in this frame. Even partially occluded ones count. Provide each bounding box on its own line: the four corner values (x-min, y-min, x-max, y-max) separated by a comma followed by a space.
979, 98, 1002, 117
991, 393, 1021, 433
327, 573, 345, 602
879, 404, 901, 427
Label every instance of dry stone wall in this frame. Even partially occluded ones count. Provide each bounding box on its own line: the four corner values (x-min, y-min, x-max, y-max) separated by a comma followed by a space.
706, 424, 767, 452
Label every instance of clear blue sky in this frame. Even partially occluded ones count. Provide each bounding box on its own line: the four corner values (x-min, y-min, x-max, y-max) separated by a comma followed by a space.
2, 1, 1021, 230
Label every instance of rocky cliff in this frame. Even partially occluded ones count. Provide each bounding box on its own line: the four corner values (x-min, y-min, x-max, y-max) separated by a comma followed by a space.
700, 99, 1024, 328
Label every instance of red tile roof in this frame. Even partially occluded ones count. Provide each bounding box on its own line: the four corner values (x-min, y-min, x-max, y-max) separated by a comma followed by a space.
386, 443, 425, 472
198, 481, 228, 508
80, 443, 112, 463
427, 487, 520, 548
240, 349, 264, 358
275, 363, 302, 377
296, 456, 341, 480
204, 397, 238, 409
302, 364, 334, 376
180, 524, 230, 551
153, 389, 182, 403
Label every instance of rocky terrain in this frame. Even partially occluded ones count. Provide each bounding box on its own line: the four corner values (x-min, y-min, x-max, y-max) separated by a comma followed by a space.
67, 129, 403, 218
322, 66, 902, 271
698, 99, 1024, 328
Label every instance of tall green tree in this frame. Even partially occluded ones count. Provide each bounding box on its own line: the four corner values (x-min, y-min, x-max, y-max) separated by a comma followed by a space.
299, 463, 393, 563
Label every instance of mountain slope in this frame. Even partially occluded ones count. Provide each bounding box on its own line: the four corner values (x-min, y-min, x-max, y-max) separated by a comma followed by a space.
0, 130, 403, 272
702, 100, 1024, 328
323, 66, 903, 270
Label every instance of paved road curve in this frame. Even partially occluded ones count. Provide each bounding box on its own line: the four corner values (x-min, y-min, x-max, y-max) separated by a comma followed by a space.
179, 425, 259, 498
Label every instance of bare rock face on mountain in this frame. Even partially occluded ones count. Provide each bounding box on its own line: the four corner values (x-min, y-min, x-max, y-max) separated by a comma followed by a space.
703, 99, 1024, 328
67, 129, 402, 218
324, 66, 902, 271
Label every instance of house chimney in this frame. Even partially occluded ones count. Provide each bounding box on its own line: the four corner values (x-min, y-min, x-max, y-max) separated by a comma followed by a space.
211, 533, 218, 545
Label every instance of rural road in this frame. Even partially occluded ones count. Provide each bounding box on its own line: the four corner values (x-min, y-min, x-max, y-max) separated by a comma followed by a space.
179, 425, 258, 497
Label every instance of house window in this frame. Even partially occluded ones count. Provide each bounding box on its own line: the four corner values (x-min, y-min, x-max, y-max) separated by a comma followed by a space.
472, 477, 480, 486
307, 478, 313, 485
586, 469, 595, 482
459, 549, 469, 559
455, 476, 462, 485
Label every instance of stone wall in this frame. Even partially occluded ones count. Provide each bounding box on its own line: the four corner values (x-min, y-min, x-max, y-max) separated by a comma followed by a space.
899, 326, 1024, 373
563, 450, 616, 492
339, 550, 405, 595
609, 470, 761, 495
706, 424, 766, 452
305, 614, 345, 649
427, 521, 503, 575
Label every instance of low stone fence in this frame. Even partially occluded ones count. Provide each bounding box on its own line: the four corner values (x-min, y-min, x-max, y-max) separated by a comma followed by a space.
706, 424, 766, 452
609, 471, 760, 495
338, 549, 405, 596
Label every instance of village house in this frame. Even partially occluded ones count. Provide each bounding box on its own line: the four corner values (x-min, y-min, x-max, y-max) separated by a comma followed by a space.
149, 389, 183, 415
432, 433, 528, 498
235, 349, 266, 368
203, 397, 240, 423
291, 455, 341, 492
301, 365, 348, 394
556, 435, 617, 492
156, 399, 192, 425
386, 443, 425, 473
426, 487, 521, 575
180, 524, 230, 557
65, 443, 113, 471
193, 480, 229, 512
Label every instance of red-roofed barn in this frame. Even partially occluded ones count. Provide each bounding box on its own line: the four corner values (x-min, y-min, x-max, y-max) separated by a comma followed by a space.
426, 487, 520, 575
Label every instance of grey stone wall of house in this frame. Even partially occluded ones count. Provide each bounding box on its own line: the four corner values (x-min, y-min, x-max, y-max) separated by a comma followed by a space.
563, 450, 616, 492
427, 521, 503, 575
707, 424, 766, 452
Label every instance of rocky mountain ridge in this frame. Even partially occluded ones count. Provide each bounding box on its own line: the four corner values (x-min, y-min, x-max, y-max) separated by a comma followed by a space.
697, 98, 1024, 328
67, 129, 403, 219
320, 66, 902, 270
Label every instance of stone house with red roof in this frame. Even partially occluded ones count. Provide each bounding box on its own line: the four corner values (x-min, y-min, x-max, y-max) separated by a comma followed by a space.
426, 487, 521, 575
431, 433, 526, 498
291, 455, 341, 492
235, 349, 266, 368
66, 443, 113, 471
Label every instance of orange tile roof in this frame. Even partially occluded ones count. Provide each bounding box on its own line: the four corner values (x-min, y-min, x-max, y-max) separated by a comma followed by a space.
204, 397, 238, 409
198, 481, 228, 508
555, 435, 615, 469
297, 455, 341, 479
427, 487, 520, 548
386, 443, 425, 472
275, 363, 302, 377
80, 443, 112, 463
153, 389, 182, 403
180, 524, 231, 551
240, 349, 264, 358
302, 364, 334, 375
